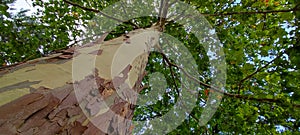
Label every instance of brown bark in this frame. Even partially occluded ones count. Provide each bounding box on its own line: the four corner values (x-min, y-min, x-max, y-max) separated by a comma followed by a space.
0, 85, 94, 135
0, 70, 139, 134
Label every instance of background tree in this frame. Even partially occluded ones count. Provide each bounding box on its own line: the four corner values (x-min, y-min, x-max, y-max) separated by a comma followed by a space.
0, 0, 300, 134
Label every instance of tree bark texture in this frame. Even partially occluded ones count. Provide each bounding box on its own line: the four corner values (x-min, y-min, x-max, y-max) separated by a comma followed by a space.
0, 27, 160, 134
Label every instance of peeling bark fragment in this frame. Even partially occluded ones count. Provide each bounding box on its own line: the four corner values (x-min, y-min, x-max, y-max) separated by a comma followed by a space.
0, 80, 41, 93
82, 122, 106, 135
89, 50, 103, 55
60, 47, 76, 54
71, 64, 139, 134
68, 121, 88, 135
134, 70, 148, 93
85, 95, 104, 116
58, 54, 74, 59
18, 94, 60, 132
102, 88, 115, 99
0, 84, 105, 134
112, 64, 132, 88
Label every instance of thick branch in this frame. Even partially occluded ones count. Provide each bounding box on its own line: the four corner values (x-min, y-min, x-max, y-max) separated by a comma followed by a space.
156, 0, 164, 25
160, 0, 170, 27
155, 0, 170, 31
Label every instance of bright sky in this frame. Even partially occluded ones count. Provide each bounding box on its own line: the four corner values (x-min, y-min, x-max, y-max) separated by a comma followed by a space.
9, 0, 36, 15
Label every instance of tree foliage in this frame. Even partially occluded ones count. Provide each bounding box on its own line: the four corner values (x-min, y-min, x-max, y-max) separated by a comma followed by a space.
1, 0, 300, 134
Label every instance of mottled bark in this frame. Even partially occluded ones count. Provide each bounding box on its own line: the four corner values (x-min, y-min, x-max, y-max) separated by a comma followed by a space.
0, 27, 160, 134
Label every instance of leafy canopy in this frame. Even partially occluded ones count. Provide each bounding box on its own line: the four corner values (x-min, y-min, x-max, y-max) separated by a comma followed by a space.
1, 0, 300, 134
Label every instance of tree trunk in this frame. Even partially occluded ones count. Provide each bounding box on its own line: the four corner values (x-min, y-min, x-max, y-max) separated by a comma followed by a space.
0, 27, 159, 134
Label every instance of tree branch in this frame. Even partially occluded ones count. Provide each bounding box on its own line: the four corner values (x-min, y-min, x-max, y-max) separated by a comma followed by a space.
237, 52, 284, 94
155, 0, 170, 31
201, 5, 300, 16
169, 4, 300, 22
158, 52, 300, 108
156, 0, 164, 25
63, 0, 139, 28
163, 58, 180, 96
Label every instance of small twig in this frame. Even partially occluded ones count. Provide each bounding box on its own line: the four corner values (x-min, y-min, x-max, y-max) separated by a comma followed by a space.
159, 51, 219, 90
168, 0, 178, 7
201, 5, 300, 16
25, 0, 32, 7
237, 52, 284, 94
188, 112, 212, 135
63, 0, 99, 13
163, 58, 180, 96
137, 85, 149, 93
63, 0, 139, 28
119, 1, 128, 15
168, 8, 187, 23
169, 4, 300, 22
